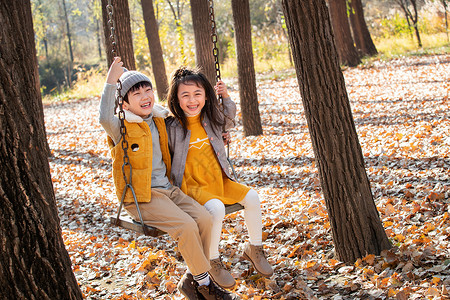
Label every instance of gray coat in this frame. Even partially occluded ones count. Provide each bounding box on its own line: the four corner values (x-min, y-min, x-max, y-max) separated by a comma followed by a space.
166, 97, 237, 188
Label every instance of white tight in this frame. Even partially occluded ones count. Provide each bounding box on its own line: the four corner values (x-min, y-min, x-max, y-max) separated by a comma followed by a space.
204, 189, 262, 260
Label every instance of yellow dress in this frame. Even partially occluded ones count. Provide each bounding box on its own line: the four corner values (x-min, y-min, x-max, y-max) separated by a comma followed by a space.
180, 114, 250, 205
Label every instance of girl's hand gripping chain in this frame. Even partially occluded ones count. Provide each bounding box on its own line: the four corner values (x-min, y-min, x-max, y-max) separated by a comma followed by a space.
214, 80, 229, 99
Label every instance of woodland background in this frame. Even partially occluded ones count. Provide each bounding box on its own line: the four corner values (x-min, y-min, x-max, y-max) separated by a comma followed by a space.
32, 0, 449, 99
8, 0, 449, 299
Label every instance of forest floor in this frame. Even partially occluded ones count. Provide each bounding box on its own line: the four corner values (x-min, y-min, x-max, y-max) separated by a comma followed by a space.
44, 54, 449, 300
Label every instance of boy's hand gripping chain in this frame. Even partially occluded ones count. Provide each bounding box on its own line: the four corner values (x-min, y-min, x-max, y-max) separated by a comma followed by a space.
107, 0, 149, 235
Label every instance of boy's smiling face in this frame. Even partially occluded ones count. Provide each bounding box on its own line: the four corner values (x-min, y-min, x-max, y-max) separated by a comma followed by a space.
123, 83, 155, 118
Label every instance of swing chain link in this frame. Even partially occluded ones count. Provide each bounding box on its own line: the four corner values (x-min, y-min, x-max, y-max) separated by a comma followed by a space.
106, 0, 150, 235
208, 0, 239, 182
208, 0, 235, 129
208, 0, 224, 110
208, 0, 221, 84
106, 0, 131, 186
106, 0, 117, 57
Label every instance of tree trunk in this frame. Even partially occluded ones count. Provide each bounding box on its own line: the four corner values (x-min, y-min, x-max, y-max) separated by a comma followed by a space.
141, 0, 169, 101
396, 0, 422, 47
97, 18, 103, 60
348, 0, 377, 57
231, 0, 263, 136
36, 0, 50, 62
190, 0, 216, 86
101, 0, 136, 70
166, 0, 187, 65
281, 0, 391, 263
0, 1, 82, 299
327, 0, 361, 67
443, 0, 449, 41
62, 0, 73, 87
62, 0, 74, 63
409, 0, 422, 47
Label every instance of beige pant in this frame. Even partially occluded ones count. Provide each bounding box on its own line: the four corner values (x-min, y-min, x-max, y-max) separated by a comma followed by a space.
124, 186, 212, 275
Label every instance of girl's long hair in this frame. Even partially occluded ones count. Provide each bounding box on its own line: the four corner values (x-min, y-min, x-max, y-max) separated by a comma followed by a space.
167, 67, 224, 135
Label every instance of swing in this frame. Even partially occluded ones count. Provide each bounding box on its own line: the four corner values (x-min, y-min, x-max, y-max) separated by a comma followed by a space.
106, 0, 243, 237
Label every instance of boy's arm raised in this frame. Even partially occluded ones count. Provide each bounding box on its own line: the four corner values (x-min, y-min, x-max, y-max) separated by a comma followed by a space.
106, 57, 124, 84
99, 57, 124, 145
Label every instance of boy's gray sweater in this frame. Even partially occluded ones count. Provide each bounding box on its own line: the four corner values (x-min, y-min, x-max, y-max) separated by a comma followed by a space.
99, 83, 171, 189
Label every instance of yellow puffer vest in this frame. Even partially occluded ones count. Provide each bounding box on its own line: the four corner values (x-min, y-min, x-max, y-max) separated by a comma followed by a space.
107, 117, 172, 203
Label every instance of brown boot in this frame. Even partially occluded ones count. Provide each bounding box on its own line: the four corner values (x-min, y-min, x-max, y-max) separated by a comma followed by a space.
197, 281, 240, 300
178, 272, 204, 300
209, 258, 236, 289
242, 242, 273, 277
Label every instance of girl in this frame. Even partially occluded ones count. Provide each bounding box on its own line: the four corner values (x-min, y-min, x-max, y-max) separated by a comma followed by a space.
166, 67, 273, 289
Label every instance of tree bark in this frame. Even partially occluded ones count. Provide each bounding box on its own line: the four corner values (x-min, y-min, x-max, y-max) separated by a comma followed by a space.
411, 1, 422, 47
101, 0, 136, 69
190, 0, 216, 86
395, 0, 422, 47
166, 0, 187, 65
36, 0, 50, 62
348, 0, 377, 57
409, 0, 422, 48
62, 0, 74, 63
443, 0, 449, 41
281, 0, 391, 263
231, 0, 263, 136
61, 0, 74, 87
0, 1, 82, 298
97, 18, 103, 60
141, 0, 169, 101
327, 0, 361, 67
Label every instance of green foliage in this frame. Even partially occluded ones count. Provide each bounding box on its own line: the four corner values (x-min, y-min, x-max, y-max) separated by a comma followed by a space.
377, 10, 447, 38
38, 58, 69, 95
373, 33, 449, 58
32, 0, 49, 53
128, 0, 195, 75
41, 64, 105, 103
133, 23, 152, 70
38, 56, 103, 97
32, 0, 450, 101
379, 13, 413, 38
72, 8, 81, 17
249, 0, 282, 29
32, 0, 104, 97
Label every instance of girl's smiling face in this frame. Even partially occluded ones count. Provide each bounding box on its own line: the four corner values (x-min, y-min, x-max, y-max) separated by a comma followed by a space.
177, 81, 206, 116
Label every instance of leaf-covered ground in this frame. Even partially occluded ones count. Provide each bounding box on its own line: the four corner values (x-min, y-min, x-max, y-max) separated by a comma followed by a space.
44, 54, 449, 299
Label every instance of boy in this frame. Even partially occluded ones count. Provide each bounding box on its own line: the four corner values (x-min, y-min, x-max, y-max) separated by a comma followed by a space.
99, 57, 240, 300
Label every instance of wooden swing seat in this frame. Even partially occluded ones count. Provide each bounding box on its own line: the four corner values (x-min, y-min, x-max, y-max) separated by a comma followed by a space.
110, 203, 244, 237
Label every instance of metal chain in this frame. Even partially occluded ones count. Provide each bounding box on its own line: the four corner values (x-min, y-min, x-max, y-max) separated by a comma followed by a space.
208, 0, 221, 84
107, 0, 130, 186
208, 0, 239, 181
106, 2, 116, 57
208, 0, 235, 128
106, 0, 148, 234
